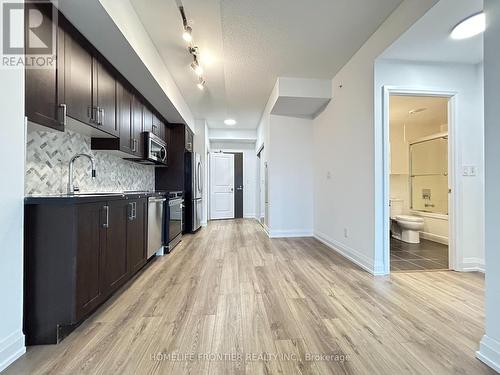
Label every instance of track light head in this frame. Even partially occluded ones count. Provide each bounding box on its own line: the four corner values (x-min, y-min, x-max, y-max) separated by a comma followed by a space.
197, 78, 206, 90
182, 25, 192, 42
191, 61, 204, 76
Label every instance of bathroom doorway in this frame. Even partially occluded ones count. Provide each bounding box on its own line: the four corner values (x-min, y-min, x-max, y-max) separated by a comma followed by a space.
386, 92, 455, 272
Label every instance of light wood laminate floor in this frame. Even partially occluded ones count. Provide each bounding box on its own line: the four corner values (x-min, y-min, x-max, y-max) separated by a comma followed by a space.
3, 219, 494, 375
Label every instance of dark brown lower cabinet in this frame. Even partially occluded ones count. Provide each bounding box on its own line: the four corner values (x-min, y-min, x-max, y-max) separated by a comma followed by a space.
127, 199, 147, 275
75, 202, 105, 321
24, 197, 147, 345
102, 200, 129, 294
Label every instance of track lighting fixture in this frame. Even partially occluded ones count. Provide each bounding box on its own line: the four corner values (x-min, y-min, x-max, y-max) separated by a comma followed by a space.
178, 2, 207, 90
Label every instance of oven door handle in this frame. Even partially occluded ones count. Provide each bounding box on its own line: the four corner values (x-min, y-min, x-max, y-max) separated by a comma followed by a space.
169, 198, 184, 207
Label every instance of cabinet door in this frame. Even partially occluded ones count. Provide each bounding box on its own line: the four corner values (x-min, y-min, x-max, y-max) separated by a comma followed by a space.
95, 60, 118, 136
152, 113, 162, 137
143, 106, 153, 133
185, 126, 193, 152
132, 95, 144, 156
127, 199, 147, 275
63, 24, 94, 125
25, 3, 65, 131
75, 203, 105, 320
158, 118, 166, 141
102, 200, 128, 294
118, 83, 133, 154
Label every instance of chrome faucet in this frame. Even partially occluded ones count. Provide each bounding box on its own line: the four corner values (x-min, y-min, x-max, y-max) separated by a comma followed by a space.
68, 153, 96, 194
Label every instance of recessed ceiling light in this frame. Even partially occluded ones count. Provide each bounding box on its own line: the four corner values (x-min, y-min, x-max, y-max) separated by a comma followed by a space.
182, 26, 193, 42
451, 12, 485, 40
197, 79, 205, 90
224, 119, 236, 126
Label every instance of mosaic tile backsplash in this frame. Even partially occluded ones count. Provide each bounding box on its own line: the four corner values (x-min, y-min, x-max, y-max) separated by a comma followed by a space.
25, 128, 155, 195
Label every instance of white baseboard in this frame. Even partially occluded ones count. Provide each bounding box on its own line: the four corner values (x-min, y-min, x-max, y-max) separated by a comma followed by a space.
0, 330, 25, 372
244, 213, 256, 219
269, 229, 313, 238
458, 257, 485, 273
477, 335, 500, 373
314, 231, 382, 275
420, 231, 448, 245
200, 221, 208, 227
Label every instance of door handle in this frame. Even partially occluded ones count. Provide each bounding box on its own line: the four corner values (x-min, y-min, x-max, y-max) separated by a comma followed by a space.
102, 205, 109, 228
99, 107, 104, 125
59, 104, 67, 126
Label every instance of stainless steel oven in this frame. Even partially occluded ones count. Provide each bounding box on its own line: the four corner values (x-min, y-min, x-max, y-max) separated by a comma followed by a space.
135, 132, 167, 165
165, 191, 183, 253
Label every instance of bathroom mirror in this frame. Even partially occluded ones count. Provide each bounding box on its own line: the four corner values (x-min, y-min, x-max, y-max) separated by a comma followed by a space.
410, 136, 448, 214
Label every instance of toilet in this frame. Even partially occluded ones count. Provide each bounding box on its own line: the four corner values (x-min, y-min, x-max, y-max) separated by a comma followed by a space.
390, 199, 425, 244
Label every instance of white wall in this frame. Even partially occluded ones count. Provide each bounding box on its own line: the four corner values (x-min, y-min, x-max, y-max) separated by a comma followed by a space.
375, 60, 485, 271
194, 120, 209, 225
268, 115, 314, 237
312, 0, 438, 274
0, 44, 26, 372
478, 0, 500, 371
209, 142, 257, 219
209, 128, 257, 142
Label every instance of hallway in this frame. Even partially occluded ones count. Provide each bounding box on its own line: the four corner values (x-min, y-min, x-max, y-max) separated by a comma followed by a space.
4, 220, 493, 375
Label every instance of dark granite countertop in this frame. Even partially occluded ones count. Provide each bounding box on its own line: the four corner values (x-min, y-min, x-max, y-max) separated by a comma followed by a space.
25, 191, 168, 205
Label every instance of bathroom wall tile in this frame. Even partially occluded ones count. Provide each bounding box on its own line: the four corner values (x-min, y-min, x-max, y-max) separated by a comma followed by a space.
25, 128, 155, 195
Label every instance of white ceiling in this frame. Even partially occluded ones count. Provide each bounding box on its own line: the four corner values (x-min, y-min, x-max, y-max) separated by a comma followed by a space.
130, 0, 403, 129
382, 0, 483, 64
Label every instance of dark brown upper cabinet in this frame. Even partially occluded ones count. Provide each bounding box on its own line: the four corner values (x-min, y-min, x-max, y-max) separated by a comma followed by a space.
185, 126, 194, 152
143, 105, 153, 134
62, 17, 117, 137
94, 58, 118, 136
132, 95, 144, 156
152, 113, 162, 138
25, 2, 65, 131
62, 19, 94, 126
117, 82, 133, 155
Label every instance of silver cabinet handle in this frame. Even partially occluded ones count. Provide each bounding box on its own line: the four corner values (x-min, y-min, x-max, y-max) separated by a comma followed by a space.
103, 205, 109, 228
131, 139, 137, 152
100, 108, 104, 125
59, 104, 67, 126
128, 202, 137, 220
92, 106, 99, 124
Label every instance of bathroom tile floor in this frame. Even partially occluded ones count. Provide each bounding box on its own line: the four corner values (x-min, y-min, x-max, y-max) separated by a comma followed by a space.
390, 238, 448, 271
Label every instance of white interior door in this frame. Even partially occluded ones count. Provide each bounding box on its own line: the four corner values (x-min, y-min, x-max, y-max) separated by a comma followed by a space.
210, 153, 235, 220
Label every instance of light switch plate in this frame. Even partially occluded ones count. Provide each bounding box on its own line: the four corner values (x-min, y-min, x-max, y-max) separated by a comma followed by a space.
462, 166, 477, 176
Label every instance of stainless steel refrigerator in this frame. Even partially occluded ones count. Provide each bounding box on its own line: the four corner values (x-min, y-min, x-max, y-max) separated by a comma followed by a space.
191, 152, 203, 231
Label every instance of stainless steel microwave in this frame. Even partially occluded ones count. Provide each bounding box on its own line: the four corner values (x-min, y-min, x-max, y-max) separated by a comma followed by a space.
136, 132, 167, 166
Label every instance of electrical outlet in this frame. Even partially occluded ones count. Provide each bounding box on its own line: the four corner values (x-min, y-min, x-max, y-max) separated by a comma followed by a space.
326, 171, 332, 179
344, 228, 348, 238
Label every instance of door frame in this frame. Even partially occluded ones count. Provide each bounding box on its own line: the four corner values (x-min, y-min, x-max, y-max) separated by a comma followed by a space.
381, 86, 458, 274
227, 152, 244, 219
